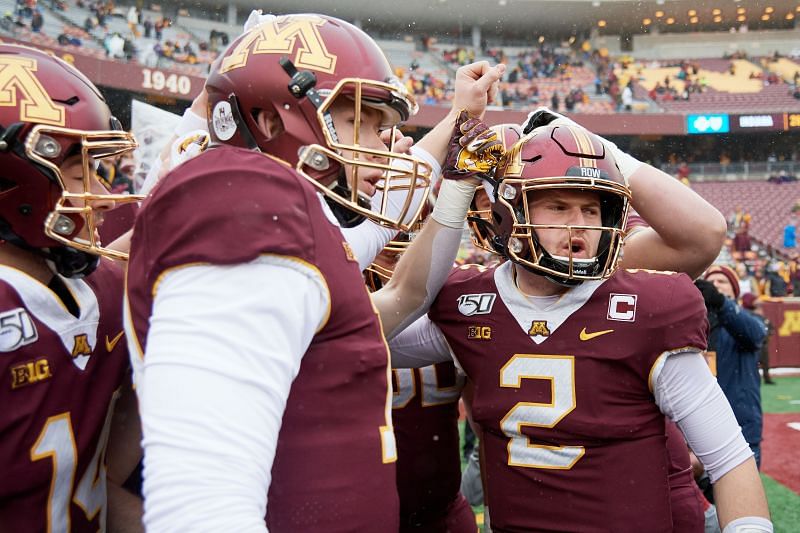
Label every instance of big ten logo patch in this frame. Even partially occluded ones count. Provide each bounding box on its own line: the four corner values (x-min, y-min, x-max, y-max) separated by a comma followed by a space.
467, 325, 492, 340
11, 358, 52, 389
607, 293, 637, 322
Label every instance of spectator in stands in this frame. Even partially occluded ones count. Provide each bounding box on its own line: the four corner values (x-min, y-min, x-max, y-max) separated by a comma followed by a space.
154, 18, 164, 41
677, 162, 691, 181
551, 90, 559, 111
621, 83, 633, 111
1, 11, 13, 30
734, 223, 752, 255
57, 30, 81, 46
791, 257, 800, 296
143, 16, 152, 38
127, 6, 139, 37
122, 36, 135, 61
30, 7, 42, 32
765, 261, 789, 296
698, 265, 767, 467
784, 215, 797, 249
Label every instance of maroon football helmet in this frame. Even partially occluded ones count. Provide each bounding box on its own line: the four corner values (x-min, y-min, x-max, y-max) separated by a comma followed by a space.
0, 44, 138, 277
205, 14, 431, 231
491, 124, 630, 285
467, 123, 522, 254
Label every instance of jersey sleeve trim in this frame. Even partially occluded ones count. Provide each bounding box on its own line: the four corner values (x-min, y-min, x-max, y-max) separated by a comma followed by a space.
124, 269, 145, 362
648, 346, 703, 393
150, 254, 332, 335
254, 254, 331, 334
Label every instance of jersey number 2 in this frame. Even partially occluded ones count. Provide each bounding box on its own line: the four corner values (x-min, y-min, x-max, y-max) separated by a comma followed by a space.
500, 354, 584, 469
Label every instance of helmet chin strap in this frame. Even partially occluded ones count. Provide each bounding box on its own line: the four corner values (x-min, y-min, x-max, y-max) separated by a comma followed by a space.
44, 247, 99, 279
325, 168, 369, 228
0, 222, 98, 278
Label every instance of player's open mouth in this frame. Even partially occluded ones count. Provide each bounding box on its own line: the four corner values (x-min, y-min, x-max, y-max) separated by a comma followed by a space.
569, 238, 587, 258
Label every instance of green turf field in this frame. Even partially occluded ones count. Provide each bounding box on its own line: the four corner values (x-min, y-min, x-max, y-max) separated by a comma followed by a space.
762, 473, 800, 532
761, 376, 800, 414
761, 376, 800, 531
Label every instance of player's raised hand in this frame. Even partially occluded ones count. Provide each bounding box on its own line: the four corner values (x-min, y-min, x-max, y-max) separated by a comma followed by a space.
522, 106, 583, 134
443, 110, 504, 181
381, 128, 414, 155
452, 61, 506, 118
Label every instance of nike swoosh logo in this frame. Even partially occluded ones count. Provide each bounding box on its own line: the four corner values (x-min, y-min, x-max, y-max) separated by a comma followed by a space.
105, 330, 125, 352
579, 327, 614, 341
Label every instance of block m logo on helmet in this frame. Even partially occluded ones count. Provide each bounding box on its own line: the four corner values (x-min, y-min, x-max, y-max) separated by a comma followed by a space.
0, 56, 65, 126
220, 15, 337, 75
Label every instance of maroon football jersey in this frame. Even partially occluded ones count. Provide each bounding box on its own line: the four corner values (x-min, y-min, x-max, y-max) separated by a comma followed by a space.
0, 259, 129, 532
126, 146, 398, 531
625, 210, 705, 532
428, 262, 708, 532
392, 363, 475, 531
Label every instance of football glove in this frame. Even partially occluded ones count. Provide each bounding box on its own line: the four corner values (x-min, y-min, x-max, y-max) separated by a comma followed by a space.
443, 109, 505, 181
169, 130, 210, 171
694, 279, 725, 312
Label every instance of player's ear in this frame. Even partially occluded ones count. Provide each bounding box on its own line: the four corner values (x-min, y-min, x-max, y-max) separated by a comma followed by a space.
255, 109, 284, 142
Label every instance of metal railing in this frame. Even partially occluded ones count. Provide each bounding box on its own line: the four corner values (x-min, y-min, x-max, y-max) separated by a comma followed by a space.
659, 161, 800, 181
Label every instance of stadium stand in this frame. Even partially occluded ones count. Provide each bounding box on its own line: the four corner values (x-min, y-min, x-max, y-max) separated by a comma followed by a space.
690, 180, 800, 256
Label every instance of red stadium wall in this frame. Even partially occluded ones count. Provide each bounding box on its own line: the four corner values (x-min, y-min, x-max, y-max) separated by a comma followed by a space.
762, 299, 800, 368
0, 36, 205, 100
407, 105, 689, 135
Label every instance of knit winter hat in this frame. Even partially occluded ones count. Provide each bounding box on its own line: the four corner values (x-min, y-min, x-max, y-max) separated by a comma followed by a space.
740, 292, 759, 310
704, 264, 740, 299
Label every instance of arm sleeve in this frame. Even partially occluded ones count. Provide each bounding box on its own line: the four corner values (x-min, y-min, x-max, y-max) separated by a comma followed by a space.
340, 222, 397, 272
716, 298, 768, 352
388, 314, 452, 368
138, 257, 328, 532
653, 350, 753, 484
340, 145, 442, 272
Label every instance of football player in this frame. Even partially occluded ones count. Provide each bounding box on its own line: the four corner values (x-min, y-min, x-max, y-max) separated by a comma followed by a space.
0, 44, 142, 532
125, 14, 503, 531
390, 125, 771, 532
366, 223, 477, 532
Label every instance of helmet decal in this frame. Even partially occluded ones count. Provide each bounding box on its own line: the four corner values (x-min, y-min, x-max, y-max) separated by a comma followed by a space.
0, 55, 65, 126
220, 15, 337, 75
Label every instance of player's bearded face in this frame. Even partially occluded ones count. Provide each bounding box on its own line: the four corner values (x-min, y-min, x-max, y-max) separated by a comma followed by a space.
528, 189, 602, 261
328, 98, 389, 199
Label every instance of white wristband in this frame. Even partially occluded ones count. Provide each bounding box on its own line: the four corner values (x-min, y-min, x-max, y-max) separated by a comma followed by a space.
174, 108, 208, 138
722, 517, 773, 533
431, 179, 477, 229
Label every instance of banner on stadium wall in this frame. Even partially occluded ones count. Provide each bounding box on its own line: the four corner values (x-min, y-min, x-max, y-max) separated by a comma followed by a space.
762, 299, 800, 368
686, 114, 730, 134
785, 113, 800, 130
0, 36, 204, 100
730, 114, 785, 133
